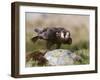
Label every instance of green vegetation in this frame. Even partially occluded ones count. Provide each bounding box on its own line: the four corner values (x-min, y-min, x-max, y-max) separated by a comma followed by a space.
26, 37, 89, 67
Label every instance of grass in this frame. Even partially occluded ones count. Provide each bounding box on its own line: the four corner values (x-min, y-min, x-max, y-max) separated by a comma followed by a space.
61, 40, 89, 65
74, 49, 89, 64
26, 38, 89, 67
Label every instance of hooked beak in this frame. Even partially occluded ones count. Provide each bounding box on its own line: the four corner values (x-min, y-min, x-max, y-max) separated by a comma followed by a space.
64, 37, 72, 45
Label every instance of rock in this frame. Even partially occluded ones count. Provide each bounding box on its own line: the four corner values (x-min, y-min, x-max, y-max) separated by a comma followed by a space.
44, 49, 81, 66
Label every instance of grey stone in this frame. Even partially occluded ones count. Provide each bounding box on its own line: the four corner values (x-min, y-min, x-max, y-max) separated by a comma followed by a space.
44, 49, 81, 66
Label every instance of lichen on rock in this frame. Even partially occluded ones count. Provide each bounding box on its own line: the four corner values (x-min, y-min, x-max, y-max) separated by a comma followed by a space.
44, 49, 81, 66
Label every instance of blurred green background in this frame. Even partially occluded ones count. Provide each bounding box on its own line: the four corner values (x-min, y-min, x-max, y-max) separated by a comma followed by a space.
25, 12, 89, 66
